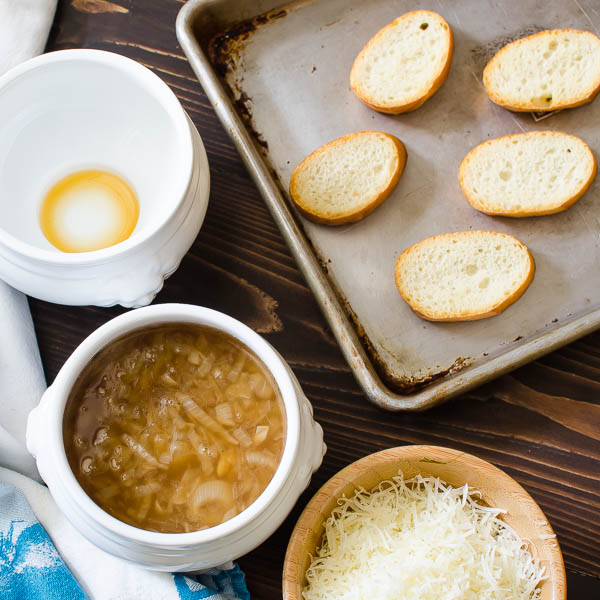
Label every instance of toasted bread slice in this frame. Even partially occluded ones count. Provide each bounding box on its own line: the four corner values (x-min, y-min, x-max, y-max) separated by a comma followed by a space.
394, 231, 535, 321
289, 131, 406, 225
459, 131, 597, 217
350, 10, 453, 114
483, 29, 600, 112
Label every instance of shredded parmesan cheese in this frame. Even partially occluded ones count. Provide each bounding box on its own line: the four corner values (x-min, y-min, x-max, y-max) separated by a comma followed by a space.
303, 474, 547, 600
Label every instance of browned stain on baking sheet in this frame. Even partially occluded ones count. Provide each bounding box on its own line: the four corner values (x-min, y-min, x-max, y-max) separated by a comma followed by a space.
232, 92, 269, 152
342, 297, 474, 395
209, 8, 288, 77
208, 10, 287, 153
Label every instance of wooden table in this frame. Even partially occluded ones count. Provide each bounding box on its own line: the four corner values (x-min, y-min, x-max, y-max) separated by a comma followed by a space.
34, 1, 600, 597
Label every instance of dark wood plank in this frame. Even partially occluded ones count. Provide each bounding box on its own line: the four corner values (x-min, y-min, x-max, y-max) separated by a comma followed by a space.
28, 1, 600, 596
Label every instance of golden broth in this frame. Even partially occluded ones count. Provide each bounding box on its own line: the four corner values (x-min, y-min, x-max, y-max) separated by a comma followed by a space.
63, 323, 286, 533
40, 169, 139, 253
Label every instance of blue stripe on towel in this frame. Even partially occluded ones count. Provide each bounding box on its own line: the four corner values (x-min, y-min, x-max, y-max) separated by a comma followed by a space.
173, 564, 250, 599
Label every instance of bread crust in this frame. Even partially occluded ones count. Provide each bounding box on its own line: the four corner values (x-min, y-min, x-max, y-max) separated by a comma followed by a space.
289, 131, 407, 225
483, 29, 600, 112
350, 10, 454, 114
458, 131, 598, 217
394, 231, 535, 322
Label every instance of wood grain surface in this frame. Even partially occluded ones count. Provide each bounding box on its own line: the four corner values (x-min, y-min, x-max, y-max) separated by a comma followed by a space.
29, 1, 600, 597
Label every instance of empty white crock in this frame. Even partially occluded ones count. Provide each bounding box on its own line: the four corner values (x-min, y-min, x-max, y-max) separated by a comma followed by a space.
0, 50, 209, 307
26, 304, 326, 571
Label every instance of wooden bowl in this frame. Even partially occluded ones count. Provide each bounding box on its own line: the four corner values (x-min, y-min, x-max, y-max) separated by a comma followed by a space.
283, 445, 566, 600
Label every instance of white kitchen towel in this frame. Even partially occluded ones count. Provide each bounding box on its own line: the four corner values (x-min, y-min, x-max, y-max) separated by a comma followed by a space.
0, 0, 57, 75
0, 283, 45, 480
0, 2, 56, 481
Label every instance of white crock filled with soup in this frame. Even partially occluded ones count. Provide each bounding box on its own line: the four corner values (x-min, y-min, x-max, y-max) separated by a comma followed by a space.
26, 304, 326, 571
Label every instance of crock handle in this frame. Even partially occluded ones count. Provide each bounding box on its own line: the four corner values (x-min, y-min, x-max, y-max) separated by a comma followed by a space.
98, 253, 179, 308
26, 387, 52, 459
298, 392, 326, 486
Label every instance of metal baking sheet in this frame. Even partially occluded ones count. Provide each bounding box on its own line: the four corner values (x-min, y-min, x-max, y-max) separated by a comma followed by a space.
177, 0, 600, 410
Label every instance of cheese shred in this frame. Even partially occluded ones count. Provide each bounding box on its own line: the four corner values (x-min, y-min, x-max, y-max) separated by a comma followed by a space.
303, 474, 547, 600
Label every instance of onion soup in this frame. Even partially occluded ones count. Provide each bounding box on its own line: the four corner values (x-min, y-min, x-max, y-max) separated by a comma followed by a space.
63, 323, 285, 533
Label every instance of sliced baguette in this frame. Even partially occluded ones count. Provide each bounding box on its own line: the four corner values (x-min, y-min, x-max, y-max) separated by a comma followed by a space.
483, 29, 600, 112
289, 131, 406, 225
394, 231, 535, 322
459, 131, 597, 217
350, 10, 453, 114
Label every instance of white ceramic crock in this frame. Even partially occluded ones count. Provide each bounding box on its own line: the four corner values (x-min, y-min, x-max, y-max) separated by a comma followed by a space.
26, 304, 326, 571
0, 50, 209, 307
